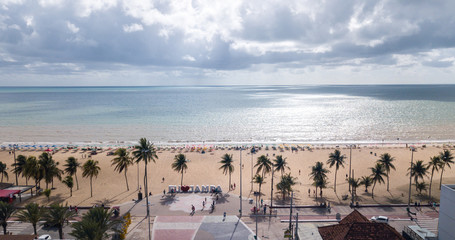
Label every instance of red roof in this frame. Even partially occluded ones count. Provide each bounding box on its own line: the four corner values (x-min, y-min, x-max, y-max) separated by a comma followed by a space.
318, 210, 404, 240
0, 189, 21, 198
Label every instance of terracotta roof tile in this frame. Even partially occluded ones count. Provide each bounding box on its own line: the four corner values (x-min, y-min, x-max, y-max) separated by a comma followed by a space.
318, 210, 404, 240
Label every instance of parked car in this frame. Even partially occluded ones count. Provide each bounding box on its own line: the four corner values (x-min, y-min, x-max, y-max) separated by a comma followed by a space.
370, 216, 389, 223
38, 235, 52, 240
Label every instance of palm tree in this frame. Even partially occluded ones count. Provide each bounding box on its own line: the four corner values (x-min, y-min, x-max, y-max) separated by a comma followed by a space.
255, 155, 272, 179
313, 177, 328, 198
12, 155, 27, 184
326, 149, 345, 192
82, 160, 101, 197
0, 162, 8, 183
427, 156, 441, 199
415, 181, 428, 196
24, 156, 42, 195
276, 173, 297, 200
43, 189, 51, 202
439, 150, 454, 190
63, 157, 81, 190
219, 154, 234, 189
370, 163, 386, 198
16, 202, 44, 235
360, 176, 373, 192
133, 138, 158, 199
377, 153, 396, 191
408, 160, 428, 191
70, 207, 121, 240
172, 154, 188, 186
0, 202, 14, 235
253, 174, 265, 201
111, 148, 133, 191
309, 162, 330, 198
42, 204, 76, 239
38, 152, 62, 189
347, 177, 361, 198
273, 155, 289, 177
62, 176, 74, 197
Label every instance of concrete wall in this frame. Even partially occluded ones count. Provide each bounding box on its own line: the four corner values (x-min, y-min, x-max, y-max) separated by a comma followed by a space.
438, 185, 455, 240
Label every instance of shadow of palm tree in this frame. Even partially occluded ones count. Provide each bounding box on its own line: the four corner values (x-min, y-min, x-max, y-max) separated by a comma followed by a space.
385, 196, 404, 204
159, 194, 177, 206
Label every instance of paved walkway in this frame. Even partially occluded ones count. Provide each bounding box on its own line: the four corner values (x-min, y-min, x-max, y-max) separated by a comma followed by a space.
120, 191, 439, 239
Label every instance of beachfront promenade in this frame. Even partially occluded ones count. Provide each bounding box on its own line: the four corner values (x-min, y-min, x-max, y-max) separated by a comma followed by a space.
118, 191, 439, 240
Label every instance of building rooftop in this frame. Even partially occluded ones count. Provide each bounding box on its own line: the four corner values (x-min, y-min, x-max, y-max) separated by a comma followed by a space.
318, 210, 404, 240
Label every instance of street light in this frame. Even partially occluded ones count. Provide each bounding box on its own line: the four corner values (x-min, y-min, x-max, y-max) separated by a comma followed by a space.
408, 147, 415, 208
12, 144, 18, 186
251, 147, 255, 191
348, 144, 353, 192
142, 149, 151, 240
239, 148, 243, 216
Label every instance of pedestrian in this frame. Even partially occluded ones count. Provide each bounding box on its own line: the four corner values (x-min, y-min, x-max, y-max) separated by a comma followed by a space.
162, 177, 165, 182
263, 205, 266, 215
163, 189, 166, 195
308, 189, 310, 196
234, 183, 236, 189
75, 206, 78, 214
299, 170, 301, 175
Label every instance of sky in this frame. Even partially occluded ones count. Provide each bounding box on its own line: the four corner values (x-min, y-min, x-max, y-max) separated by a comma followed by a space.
1, 0, 455, 86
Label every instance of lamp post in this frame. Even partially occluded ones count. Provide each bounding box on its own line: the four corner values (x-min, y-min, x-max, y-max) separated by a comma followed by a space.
12, 144, 18, 186
239, 148, 243, 216
270, 166, 274, 215
251, 147, 254, 191
137, 161, 140, 190
142, 149, 151, 240
348, 144, 352, 192
408, 147, 415, 208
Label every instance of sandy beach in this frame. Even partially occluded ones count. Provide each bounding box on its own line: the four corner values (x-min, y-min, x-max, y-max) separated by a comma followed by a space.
1, 144, 454, 207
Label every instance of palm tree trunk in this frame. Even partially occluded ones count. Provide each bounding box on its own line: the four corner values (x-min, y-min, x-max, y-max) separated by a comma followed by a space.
372, 182, 376, 198
334, 169, 337, 192
125, 170, 129, 191
439, 165, 445, 190
90, 176, 93, 197
387, 171, 390, 191
259, 183, 262, 202
1, 174, 3, 182
2, 223, 6, 235
75, 172, 79, 190
429, 169, 434, 199
25, 177, 28, 185
58, 226, 63, 239
33, 223, 37, 235
229, 172, 231, 190
70, 187, 72, 197
181, 171, 184, 186
144, 160, 150, 218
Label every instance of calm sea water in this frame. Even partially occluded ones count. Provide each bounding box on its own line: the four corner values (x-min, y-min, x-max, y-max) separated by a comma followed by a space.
1, 85, 455, 145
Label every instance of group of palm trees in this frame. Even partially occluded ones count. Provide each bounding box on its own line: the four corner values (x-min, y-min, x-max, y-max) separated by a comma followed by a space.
7, 152, 101, 199
311, 149, 454, 201
0, 201, 120, 239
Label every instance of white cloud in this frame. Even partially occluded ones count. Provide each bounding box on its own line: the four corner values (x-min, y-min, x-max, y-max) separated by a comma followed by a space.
182, 55, 195, 62
122, 23, 143, 33
1, 0, 455, 85
66, 21, 79, 33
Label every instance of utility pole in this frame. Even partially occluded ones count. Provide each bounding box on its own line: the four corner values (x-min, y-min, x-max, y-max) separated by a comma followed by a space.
348, 145, 352, 192
13, 144, 18, 185
270, 166, 274, 215
294, 212, 299, 240
408, 148, 415, 208
240, 148, 242, 216
251, 147, 254, 191
289, 191, 293, 239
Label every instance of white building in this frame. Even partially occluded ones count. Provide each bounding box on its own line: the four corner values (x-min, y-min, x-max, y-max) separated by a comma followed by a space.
438, 184, 455, 240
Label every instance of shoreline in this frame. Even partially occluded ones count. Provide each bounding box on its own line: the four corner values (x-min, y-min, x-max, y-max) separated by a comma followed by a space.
2, 139, 455, 149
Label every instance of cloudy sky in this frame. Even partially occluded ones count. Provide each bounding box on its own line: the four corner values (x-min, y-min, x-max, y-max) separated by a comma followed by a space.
1, 0, 455, 86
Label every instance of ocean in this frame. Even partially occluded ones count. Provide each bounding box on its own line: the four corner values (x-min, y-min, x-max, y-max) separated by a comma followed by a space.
1, 85, 455, 145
